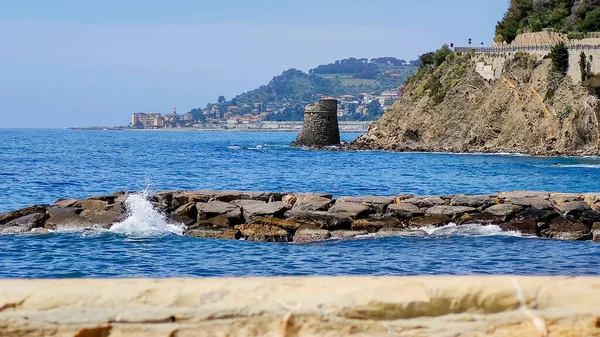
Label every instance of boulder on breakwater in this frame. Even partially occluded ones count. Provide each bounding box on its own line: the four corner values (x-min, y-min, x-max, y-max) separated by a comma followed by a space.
2, 276, 600, 336
2, 190, 600, 243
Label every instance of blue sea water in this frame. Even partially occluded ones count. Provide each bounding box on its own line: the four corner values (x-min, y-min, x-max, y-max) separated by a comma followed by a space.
1, 128, 600, 278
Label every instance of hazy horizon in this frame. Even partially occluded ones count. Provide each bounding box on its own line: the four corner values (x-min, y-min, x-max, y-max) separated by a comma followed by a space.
0, 0, 509, 128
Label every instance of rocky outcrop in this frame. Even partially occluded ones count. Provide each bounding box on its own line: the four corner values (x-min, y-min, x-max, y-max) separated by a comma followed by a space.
4, 189, 600, 244
2, 276, 600, 336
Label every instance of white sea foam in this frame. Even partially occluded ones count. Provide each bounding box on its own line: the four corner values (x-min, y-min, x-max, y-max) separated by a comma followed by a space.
552, 164, 600, 168
418, 223, 522, 237
109, 189, 184, 238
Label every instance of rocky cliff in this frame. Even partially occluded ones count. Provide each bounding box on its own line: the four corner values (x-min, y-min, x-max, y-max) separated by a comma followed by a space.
350, 50, 600, 155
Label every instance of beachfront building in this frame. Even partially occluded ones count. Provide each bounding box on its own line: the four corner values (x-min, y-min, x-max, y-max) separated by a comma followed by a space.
131, 113, 163, 128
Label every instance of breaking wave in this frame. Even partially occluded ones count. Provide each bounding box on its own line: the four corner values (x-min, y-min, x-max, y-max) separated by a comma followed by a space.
109, 188, 184, 238
552, 164, 600, 169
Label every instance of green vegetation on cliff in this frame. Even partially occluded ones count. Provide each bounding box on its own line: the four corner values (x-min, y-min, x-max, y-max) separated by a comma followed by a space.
495, 0, 600, 43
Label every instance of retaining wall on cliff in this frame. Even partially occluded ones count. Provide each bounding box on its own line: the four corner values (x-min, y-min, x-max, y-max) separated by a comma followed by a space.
2, 190, 600, 243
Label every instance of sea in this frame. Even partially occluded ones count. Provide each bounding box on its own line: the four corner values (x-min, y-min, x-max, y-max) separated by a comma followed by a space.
1, 128, 600, 278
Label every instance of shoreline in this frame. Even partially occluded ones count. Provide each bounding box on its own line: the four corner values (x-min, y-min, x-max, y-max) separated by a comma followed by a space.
2, 189, 600, 243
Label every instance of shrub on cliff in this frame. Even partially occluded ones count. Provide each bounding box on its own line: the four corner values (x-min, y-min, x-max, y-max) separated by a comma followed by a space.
549, 42, 569, 74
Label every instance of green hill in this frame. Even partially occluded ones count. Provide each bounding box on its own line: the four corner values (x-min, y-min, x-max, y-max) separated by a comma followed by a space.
496, 0, 600, 43
189, 57, 418, 121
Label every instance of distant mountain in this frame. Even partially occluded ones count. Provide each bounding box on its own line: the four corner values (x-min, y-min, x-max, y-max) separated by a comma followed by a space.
189, 57, 418, 121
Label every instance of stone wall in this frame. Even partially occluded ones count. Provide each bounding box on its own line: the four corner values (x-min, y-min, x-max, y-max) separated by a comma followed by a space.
294, 98, 341, 147
3, 190, 600, 243
2, 276, 600, 336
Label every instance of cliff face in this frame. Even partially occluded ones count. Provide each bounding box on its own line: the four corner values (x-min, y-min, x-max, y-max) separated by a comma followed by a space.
351, 52, 600, 155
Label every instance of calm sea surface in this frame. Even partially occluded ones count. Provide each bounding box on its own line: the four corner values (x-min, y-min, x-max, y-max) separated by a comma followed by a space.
1, 128, 600, 278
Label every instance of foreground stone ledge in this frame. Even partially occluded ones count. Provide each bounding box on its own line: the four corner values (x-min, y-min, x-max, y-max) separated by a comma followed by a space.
2, 190, 600, 243
1, 276, 600, 336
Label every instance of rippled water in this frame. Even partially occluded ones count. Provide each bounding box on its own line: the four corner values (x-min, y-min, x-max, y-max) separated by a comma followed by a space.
1, 129, 600, 278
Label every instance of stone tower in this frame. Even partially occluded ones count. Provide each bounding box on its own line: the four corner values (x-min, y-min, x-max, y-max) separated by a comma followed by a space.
295, 98, 341, 147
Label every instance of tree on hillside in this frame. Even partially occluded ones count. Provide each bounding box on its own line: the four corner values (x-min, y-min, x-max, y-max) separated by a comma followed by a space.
580, 52, 588, 82
367, 100, 383, 118
218, 96, 226, 103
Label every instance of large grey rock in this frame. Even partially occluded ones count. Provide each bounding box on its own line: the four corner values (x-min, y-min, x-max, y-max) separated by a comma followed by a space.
173, 203, 198, 220
53, 199, 82, 208
403, 196, 446, 208
483, 204, 523, 217
581, 210, 600, 224
329, 202, 371, 219
172, 191, 217, 209
293, 228, 331, 244
549, 193, 584, 205
554, 201, 591, 216
44, 210, 94, 230
337, 196, 393, 207
196, 201, 242, 221
81, 199, 109, 212
541, 218, 591, 241
425, 205, 477, 217
284, 210, 352, 230
514, 208, 559, 222
450, 195, 496, 208
498, 191, 549, 199
292, 195, 335, 211
0, 205, 48, 225
0, 213, 49, 234
505, 197, 552, 210
232, 200, 287, 221
387, 203, 425, 218
79, 210, 124, 227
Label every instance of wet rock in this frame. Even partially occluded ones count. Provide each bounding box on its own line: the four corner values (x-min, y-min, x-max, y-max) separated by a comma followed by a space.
53, 199, 82, 208
541, 218, 591, 241
330, 230, 368, 239
593, 223, 600, 242
196, 201, 243, 225
499, 219, 537, 235
232, 200, 288, 222
425, 205, 477, 217
0, 213, 49, 234
284, 210, 352, 230
173, 203, 198, 220
579, 210, 600, 224
450, 195, 496, 208
185, 228, 241, 240
387, 203, 424, 218
403, 196, 446, 208
504, 197, 552, 210
291, 195, 335, 211
351, 216, 405, 233
81, 199, 109, 212
554, 201, 591, 216
329, 202, 371, 219
409, 215, 451, 227
514, 208, 559, 222
376, 228, 414, 237
0, 205, 48, 225
151, 190, 179, 209
168, 214, 196, 227
293, 228, 331, 243
235, 224, 292, 242
459, 212, 504, 225
483, 204, 523, 218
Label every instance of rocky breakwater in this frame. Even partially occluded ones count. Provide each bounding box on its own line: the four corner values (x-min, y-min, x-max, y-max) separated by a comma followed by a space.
2, 276, 600, 336
2, 190, 600, 243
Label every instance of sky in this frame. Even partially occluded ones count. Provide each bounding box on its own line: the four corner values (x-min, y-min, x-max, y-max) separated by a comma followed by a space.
0, 0, 510, 128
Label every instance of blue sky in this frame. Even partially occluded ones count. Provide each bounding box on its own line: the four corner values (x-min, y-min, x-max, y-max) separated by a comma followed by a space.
0, 0, 509, 128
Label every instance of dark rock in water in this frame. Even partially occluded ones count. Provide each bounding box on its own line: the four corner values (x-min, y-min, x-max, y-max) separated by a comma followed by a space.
593, 223, 600, 242
168, 214, 196, 227
425, 205, 477, 218
450, 195, 496, 208
284, 210, 352, 230
554, 201, 591, 216
173, 203, 198, 220
409, 215, 451, 227
231, 200, 287, 222
329, 202, 372, 219
351, 216, 405, 233
185, 228, 241, 240
387, 203, 425, 219
541, 218, 591, 241
514, 208, 559, 222
0, 205, 48, 226
330, 230, 368, 240
580, 210, 600, 224
293, 228, 331, 244
459, 212, 504, 225
499, 219, 537, 235
0, 213, 49, 234
294, 98, 340, 147
235, 224, 292, 242
483, 204, 523, 218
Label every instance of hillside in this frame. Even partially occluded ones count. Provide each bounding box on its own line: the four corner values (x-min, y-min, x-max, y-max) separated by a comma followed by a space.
496, 0, 600, 43
189, 58, 417, 122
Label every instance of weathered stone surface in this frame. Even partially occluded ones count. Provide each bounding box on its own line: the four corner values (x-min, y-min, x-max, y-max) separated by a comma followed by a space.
329, 201, 371, 219
499, 219, 537, 235
505, 197, 553, 210
284, 210, 352, 230
483, 204, 523, 217
172, 190, 216, 209
168, 214, 196, 227
593, 223, 600, 242
549, 193, 584, 205
387, 203, 424, 218
53, 198, 82, 208
173, 202, 198, 220
583, 193, 600, 211
151, 190, 179, 209
351, 217, 405, 233
425, 205, 477, 217
292, 195, 335, 211
211, 191, 285, 203
337, 196, 393, 207
391, 194, 416, 203
250, 217, 304, 231
293, 228, 331, 243
282, 194, 297, 208
0, 205, 47, 225
403, 196, 446, 208
459, 212, 504, 225
498, 191, 549, 199
0, 213, 49, 234
554, 201, 591, 216
81, 199, 109, 212
450, 195, 496, 208
4, 276, 600, 337
580, 210, 600, 224
409, 215, 451, 227
232, 200, 287, 222
541, 218, 591, 241
295, 98, 340, 147
79, 210, 123, 226
513, 208, 559, 222
184, 228, 241, 240
44, 210, 93, 230
196, 201, 243, 225
235, 224, 291, 242
330, 230, 368, 239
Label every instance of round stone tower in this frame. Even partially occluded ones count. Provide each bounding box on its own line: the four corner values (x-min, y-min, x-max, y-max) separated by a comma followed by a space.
295, 98, 341, 147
